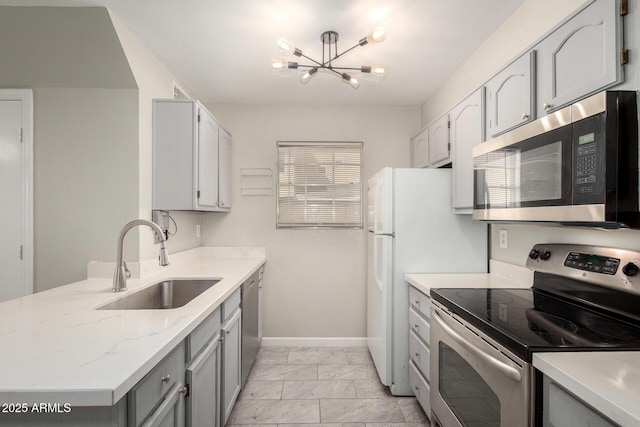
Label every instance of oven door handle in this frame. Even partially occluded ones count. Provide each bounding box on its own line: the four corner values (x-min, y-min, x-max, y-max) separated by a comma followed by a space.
433, 309, 522, 382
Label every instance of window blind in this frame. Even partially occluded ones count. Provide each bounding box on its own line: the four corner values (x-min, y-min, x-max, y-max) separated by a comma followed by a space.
277, 142, 363, 229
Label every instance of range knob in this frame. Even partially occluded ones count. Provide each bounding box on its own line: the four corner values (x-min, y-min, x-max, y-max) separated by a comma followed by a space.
529, 249, 540, 259
622, 262, 639, 277
540, 250, 552, 260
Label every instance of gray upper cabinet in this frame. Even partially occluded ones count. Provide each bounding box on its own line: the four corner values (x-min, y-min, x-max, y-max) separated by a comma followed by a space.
450, 89, 484, 214
410, 127, 429, 168
428, 114, 450, 168
485, 51, 535, 138
218, 127, 232, 209
535, 0, 624, 117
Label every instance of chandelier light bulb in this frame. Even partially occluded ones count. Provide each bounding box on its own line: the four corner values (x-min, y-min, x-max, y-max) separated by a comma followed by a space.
341, 73, 360, 89
277, 38, 302, 57
366, 27, 386, 43
270, 59, 287, 71
300, 68, 318, 85
371, 65, 388, 77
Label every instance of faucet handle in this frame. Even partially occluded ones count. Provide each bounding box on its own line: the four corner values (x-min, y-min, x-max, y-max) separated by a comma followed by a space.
123, 261, 131, 279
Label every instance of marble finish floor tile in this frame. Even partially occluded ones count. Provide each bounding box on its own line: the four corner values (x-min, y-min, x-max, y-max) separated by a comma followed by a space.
228, 399, 320, 424
249, 364, 318, 380
352, 379, 391, 398
287, 351, 349, 365
230, 346, 429, 426
282, 380, 356, 399
318, 364, 379, 380
320, 399, 405, 423
239, 380, 284, 400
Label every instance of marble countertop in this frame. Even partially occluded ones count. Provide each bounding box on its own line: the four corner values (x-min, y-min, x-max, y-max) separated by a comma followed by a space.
0, 247, 265, 407
405, 259, 533, 295
534, 352, 640, 426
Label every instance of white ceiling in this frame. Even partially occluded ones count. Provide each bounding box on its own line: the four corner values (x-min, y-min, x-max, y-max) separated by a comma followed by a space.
0, 0, 525, 106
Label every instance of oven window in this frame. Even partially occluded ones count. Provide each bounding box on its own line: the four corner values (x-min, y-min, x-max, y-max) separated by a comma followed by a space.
439, 342, 500, 426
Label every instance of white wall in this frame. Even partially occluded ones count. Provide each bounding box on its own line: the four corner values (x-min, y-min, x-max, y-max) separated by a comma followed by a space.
110, 13, 202, 259
201, 104, 419, 338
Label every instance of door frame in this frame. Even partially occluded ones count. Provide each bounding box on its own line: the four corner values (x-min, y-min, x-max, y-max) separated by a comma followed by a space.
1, 89, 34, 296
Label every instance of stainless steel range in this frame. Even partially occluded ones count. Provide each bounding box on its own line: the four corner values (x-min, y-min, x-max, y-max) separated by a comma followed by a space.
429, 244, 640, 427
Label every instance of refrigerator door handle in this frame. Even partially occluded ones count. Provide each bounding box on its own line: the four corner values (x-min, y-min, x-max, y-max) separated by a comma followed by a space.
373, 235, 383, 292
374, 177, 384, 234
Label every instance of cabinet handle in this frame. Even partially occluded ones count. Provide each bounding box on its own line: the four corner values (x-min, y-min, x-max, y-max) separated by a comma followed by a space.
414, 324, 419, 329
522, 113, 529, 120
180, 385, 189, 397
543, 103, 552, 110
415, 352, 420, 358
225, 329, 230, 335
415, 385, 420, 391
415, 300, 420, 306
161, 374, 171, 383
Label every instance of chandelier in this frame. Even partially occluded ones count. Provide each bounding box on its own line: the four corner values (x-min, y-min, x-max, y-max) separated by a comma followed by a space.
270, 28, 387, 89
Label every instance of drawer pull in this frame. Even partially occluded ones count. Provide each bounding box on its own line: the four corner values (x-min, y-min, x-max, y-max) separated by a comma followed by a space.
161, 374, 171, 383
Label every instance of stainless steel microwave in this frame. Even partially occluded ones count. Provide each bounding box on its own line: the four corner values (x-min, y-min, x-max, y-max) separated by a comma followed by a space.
473, 90, 639, 228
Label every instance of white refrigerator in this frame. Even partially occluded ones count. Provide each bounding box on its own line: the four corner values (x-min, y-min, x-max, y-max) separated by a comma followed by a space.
366, 167, 488, 396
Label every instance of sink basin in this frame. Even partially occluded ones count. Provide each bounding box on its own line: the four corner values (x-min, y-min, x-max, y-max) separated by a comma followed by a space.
98, 279, 220, 310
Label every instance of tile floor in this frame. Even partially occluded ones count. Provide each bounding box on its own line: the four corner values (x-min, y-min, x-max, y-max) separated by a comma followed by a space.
227, 346, 430, 427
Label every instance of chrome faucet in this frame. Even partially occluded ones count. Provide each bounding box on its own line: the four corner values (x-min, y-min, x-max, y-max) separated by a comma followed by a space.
113, 219, 170, 292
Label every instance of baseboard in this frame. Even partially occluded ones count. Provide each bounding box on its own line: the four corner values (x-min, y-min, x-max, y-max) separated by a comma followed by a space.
260, 337, 367, 347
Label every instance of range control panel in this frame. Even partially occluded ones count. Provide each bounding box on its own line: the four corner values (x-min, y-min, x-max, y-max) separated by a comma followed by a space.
563, 252, 620, 275
526, 244, 640, 293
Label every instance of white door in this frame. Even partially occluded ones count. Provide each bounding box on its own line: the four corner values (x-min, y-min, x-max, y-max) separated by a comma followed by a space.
0, 90, 33, 302
367, 232, 393, 386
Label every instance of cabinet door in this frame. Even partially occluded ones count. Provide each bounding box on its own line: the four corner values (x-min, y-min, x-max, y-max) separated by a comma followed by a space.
485, 51, 535, 138
410, 128, 428, 168
450, 89, 484, 213
186, 335, 221, 427
221, 308, 242, 426
218, 127, 232, 210
196, 107, 220, 209
428, 115, 450, 167
536, 0, 623, 117
141, 383, 185, 427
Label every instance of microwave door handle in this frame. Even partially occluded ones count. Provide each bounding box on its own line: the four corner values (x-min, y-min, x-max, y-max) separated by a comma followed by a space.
433, 309, 522, 382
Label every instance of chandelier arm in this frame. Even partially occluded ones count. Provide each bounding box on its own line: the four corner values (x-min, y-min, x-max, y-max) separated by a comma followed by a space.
326, 43, 362, 65
326, 66, 368, 71
300, 53, 323, 67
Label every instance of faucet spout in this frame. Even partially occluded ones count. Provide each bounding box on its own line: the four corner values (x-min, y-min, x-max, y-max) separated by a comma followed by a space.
113, 219, 170, 292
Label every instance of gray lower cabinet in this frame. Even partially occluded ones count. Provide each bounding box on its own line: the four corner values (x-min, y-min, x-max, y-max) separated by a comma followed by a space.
129, 344, 187, 427
186, 333, 221, 427
408, 285, 431, 421
140, 383, 186, 427
221, 290, 242, 426
535, 0, 624, 117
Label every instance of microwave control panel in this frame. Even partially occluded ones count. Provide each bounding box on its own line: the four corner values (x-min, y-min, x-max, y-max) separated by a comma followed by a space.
572, 112, 606, 204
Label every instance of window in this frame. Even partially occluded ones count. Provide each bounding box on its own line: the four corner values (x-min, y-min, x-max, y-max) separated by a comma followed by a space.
277, 141, 363, 229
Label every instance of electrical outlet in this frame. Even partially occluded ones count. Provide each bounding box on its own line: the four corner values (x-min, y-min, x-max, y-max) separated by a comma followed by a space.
499, 229, 508, 249
196, 224, 201, 238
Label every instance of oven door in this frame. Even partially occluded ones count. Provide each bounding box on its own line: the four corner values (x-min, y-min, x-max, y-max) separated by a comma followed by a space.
430, 304, 532, 427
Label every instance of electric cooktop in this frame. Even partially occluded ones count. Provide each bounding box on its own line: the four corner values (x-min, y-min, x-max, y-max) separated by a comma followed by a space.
431, 244, 640, 361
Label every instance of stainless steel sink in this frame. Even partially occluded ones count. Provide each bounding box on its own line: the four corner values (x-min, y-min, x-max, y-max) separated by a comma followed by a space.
98, 279, 220, 310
